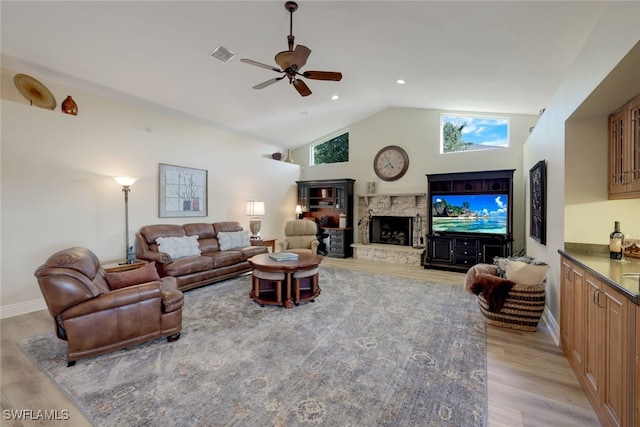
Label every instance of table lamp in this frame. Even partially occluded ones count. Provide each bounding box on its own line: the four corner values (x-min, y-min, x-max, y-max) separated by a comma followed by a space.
246, 200, 265, 239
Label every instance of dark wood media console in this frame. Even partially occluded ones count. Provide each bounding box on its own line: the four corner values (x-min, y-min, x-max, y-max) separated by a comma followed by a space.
423, 169, 514, 272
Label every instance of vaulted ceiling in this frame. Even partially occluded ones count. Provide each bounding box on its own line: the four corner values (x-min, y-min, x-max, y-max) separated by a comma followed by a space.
1, 1, 608, 148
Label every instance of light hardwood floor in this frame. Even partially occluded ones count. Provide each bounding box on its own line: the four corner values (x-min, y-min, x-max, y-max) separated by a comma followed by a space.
1, 257, 600, 426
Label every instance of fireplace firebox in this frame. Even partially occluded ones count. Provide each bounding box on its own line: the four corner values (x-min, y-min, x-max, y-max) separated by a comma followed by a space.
369, 216, 413, 246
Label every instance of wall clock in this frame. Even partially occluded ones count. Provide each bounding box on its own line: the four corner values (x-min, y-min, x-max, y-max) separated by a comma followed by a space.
373, 145, 409, 181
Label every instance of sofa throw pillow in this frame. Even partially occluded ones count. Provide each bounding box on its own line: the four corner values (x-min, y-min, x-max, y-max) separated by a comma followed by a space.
505, 260, 550, 285
105, 261, 160, 290
156, 235, 201, 259
217, 230, 250, 251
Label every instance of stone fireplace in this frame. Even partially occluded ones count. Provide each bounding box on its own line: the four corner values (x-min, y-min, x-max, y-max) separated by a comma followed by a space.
370, 216, 413, 246
353, 193, 428, 265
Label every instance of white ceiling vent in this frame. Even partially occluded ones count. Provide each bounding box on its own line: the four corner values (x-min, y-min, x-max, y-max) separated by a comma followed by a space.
210, 46, 235, 63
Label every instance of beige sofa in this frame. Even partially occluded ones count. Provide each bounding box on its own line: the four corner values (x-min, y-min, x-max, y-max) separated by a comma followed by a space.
135, 221, 267, 291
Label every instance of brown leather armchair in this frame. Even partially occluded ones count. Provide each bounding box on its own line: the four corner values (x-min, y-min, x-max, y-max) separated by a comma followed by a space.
34, 247, 183, 366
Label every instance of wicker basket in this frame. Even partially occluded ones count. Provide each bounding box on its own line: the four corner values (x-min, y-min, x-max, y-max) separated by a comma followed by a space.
475, 282, 546, 332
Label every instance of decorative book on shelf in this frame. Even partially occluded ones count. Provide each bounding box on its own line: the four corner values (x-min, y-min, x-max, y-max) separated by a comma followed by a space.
269, 252, 299, 262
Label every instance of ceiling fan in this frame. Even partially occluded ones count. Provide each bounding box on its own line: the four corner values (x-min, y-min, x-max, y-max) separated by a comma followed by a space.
240, 1, 342, 97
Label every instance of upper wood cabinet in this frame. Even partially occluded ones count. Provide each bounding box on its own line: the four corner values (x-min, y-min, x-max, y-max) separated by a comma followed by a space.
609, 94, 640, 199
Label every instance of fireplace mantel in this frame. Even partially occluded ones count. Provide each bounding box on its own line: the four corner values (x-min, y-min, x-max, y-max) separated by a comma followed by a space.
358, 192, 426, 207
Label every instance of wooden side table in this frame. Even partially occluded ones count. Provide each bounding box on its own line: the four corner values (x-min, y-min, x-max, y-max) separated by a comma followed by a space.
250, 238, 277, 253
102, 260, 147, 273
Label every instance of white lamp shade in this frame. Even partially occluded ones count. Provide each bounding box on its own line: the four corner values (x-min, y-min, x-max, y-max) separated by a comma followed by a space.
246, 200, 265, 216
295, 205, 303, 214
114, 176, 138, 187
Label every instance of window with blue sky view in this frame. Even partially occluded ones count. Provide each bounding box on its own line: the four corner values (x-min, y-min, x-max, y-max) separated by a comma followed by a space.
441, 115, 509, 153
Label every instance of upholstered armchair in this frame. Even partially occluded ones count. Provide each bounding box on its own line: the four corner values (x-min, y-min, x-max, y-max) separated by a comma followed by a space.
34, 247, 183, 366
278, 219, 320, 255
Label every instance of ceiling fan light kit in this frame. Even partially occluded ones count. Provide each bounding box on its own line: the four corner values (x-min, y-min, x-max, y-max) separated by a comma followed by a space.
240, 1, 342, 97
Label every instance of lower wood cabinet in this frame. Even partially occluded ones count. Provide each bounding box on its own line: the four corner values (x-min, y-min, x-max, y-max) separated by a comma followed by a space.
424, 234, 511, 272
560, 255, 637, 427
636, 305, 640, 425
561, 259, 586, 372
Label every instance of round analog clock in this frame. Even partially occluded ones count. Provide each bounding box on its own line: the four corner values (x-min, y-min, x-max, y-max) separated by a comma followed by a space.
373, 145, 409, 181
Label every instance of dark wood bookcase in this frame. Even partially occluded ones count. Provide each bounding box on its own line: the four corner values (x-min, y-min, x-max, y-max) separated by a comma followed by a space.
423, 170, 514, 272
296, 179, 355, 258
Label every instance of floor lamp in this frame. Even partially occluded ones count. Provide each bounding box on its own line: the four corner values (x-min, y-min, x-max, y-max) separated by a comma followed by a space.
114, 177, 138, 264
246, 200, 265, 239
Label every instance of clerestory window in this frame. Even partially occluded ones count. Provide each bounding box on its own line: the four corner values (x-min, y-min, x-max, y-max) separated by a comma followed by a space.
441, 115, 509, 153
311, 132, 349, 165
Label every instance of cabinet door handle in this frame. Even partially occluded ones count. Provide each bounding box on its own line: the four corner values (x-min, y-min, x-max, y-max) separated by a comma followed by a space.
593, 289, 605, 308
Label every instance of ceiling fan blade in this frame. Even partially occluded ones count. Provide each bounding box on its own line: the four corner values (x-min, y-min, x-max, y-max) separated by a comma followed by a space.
302, 71, 343, 81
293, 79, 312, 97
240, 58, 282, 73
289, 44, 311, 70
252, 76, 285, 90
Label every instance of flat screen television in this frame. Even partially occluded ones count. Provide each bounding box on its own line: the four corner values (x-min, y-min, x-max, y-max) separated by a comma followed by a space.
431, 194, 508, 235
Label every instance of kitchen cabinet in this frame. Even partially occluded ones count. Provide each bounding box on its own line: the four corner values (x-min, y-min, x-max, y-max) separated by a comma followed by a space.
636, 304, 640, 425
560, 259, 585, 372
584, 273, 631, 427
609, 94, 640, 199
560, 255, 636, 426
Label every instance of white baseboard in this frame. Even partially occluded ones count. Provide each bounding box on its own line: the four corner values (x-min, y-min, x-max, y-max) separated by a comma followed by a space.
1, 298, 47, 319
542, 306, 560, 346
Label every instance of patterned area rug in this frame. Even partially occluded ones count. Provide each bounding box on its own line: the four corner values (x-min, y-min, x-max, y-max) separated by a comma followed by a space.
19, 267, 487, 426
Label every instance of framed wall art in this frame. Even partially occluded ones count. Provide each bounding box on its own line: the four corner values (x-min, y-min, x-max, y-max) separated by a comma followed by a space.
529, 160, 546, 245
159, 163, 208, 218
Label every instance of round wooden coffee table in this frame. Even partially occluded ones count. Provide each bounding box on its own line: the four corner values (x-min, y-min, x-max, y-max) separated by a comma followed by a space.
248, 253, 323, 308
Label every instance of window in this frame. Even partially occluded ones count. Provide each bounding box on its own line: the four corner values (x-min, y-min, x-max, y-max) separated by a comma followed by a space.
312, 132, 349, 165
441, 115, 509, 153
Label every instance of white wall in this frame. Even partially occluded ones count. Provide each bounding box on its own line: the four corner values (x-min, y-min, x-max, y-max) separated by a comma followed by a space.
523, 2, 640, 339
1, 68, 300, 317
294, 107, 538, 253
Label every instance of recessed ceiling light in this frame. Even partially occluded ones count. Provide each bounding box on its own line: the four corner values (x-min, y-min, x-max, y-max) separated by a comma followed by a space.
396, 79, 406, 85
331, 95, 339, 101
210, 46, 235, 63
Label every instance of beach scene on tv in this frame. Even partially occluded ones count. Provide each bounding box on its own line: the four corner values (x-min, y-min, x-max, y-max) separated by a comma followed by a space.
432, 194, 508, 235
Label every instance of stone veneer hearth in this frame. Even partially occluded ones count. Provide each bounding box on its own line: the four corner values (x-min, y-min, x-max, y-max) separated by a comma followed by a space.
354, 193, 427, 265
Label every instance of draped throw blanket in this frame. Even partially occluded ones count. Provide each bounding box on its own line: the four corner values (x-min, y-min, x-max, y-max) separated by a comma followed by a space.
469, 273, 515, 313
